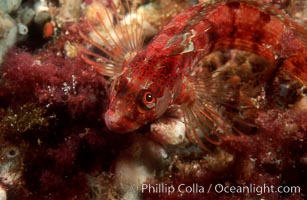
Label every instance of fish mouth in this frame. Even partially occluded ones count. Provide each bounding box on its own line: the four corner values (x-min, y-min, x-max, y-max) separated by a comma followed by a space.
104, 109, 137, 133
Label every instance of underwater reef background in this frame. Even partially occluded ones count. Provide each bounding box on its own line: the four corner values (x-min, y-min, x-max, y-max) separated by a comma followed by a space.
0, 0, 306, 199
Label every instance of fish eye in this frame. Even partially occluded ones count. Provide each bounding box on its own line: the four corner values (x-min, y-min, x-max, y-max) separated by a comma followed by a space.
144, 91, 154, 104
138, 89, 156, 110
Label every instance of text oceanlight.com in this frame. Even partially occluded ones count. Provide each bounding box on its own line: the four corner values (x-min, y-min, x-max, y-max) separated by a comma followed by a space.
141, 183, 301, 196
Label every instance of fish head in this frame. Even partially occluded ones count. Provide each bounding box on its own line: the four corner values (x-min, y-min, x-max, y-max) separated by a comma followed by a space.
104, 69, 172, 133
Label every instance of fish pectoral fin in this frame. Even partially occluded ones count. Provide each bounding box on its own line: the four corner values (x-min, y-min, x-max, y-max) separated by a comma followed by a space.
181, 99, 239, 152
179, 73, 258, 151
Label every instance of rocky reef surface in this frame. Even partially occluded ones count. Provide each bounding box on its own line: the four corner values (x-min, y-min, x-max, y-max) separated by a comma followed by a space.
0, 0, 306, 200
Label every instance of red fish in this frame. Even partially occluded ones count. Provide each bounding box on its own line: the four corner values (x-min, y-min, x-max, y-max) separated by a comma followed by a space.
80, 0, 307, 150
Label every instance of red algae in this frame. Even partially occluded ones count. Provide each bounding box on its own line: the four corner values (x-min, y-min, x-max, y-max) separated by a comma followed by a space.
142, 107, 306, 199
0, 20, 112, 199
1, 48, 107, 118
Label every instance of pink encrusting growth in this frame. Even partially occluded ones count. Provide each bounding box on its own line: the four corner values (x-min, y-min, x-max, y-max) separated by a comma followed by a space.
82, 0, 307, 150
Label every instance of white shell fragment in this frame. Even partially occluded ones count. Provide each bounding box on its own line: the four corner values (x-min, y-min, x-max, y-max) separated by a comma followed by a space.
0, 185, 7, 200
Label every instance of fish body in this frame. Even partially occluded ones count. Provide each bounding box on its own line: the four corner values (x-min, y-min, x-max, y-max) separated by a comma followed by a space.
82, 0, 307, 149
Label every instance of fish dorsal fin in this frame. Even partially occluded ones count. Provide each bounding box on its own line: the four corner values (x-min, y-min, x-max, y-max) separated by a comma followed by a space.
162, 0, 307, 61
179, 66, 258, 151
79, 0, 144, 78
